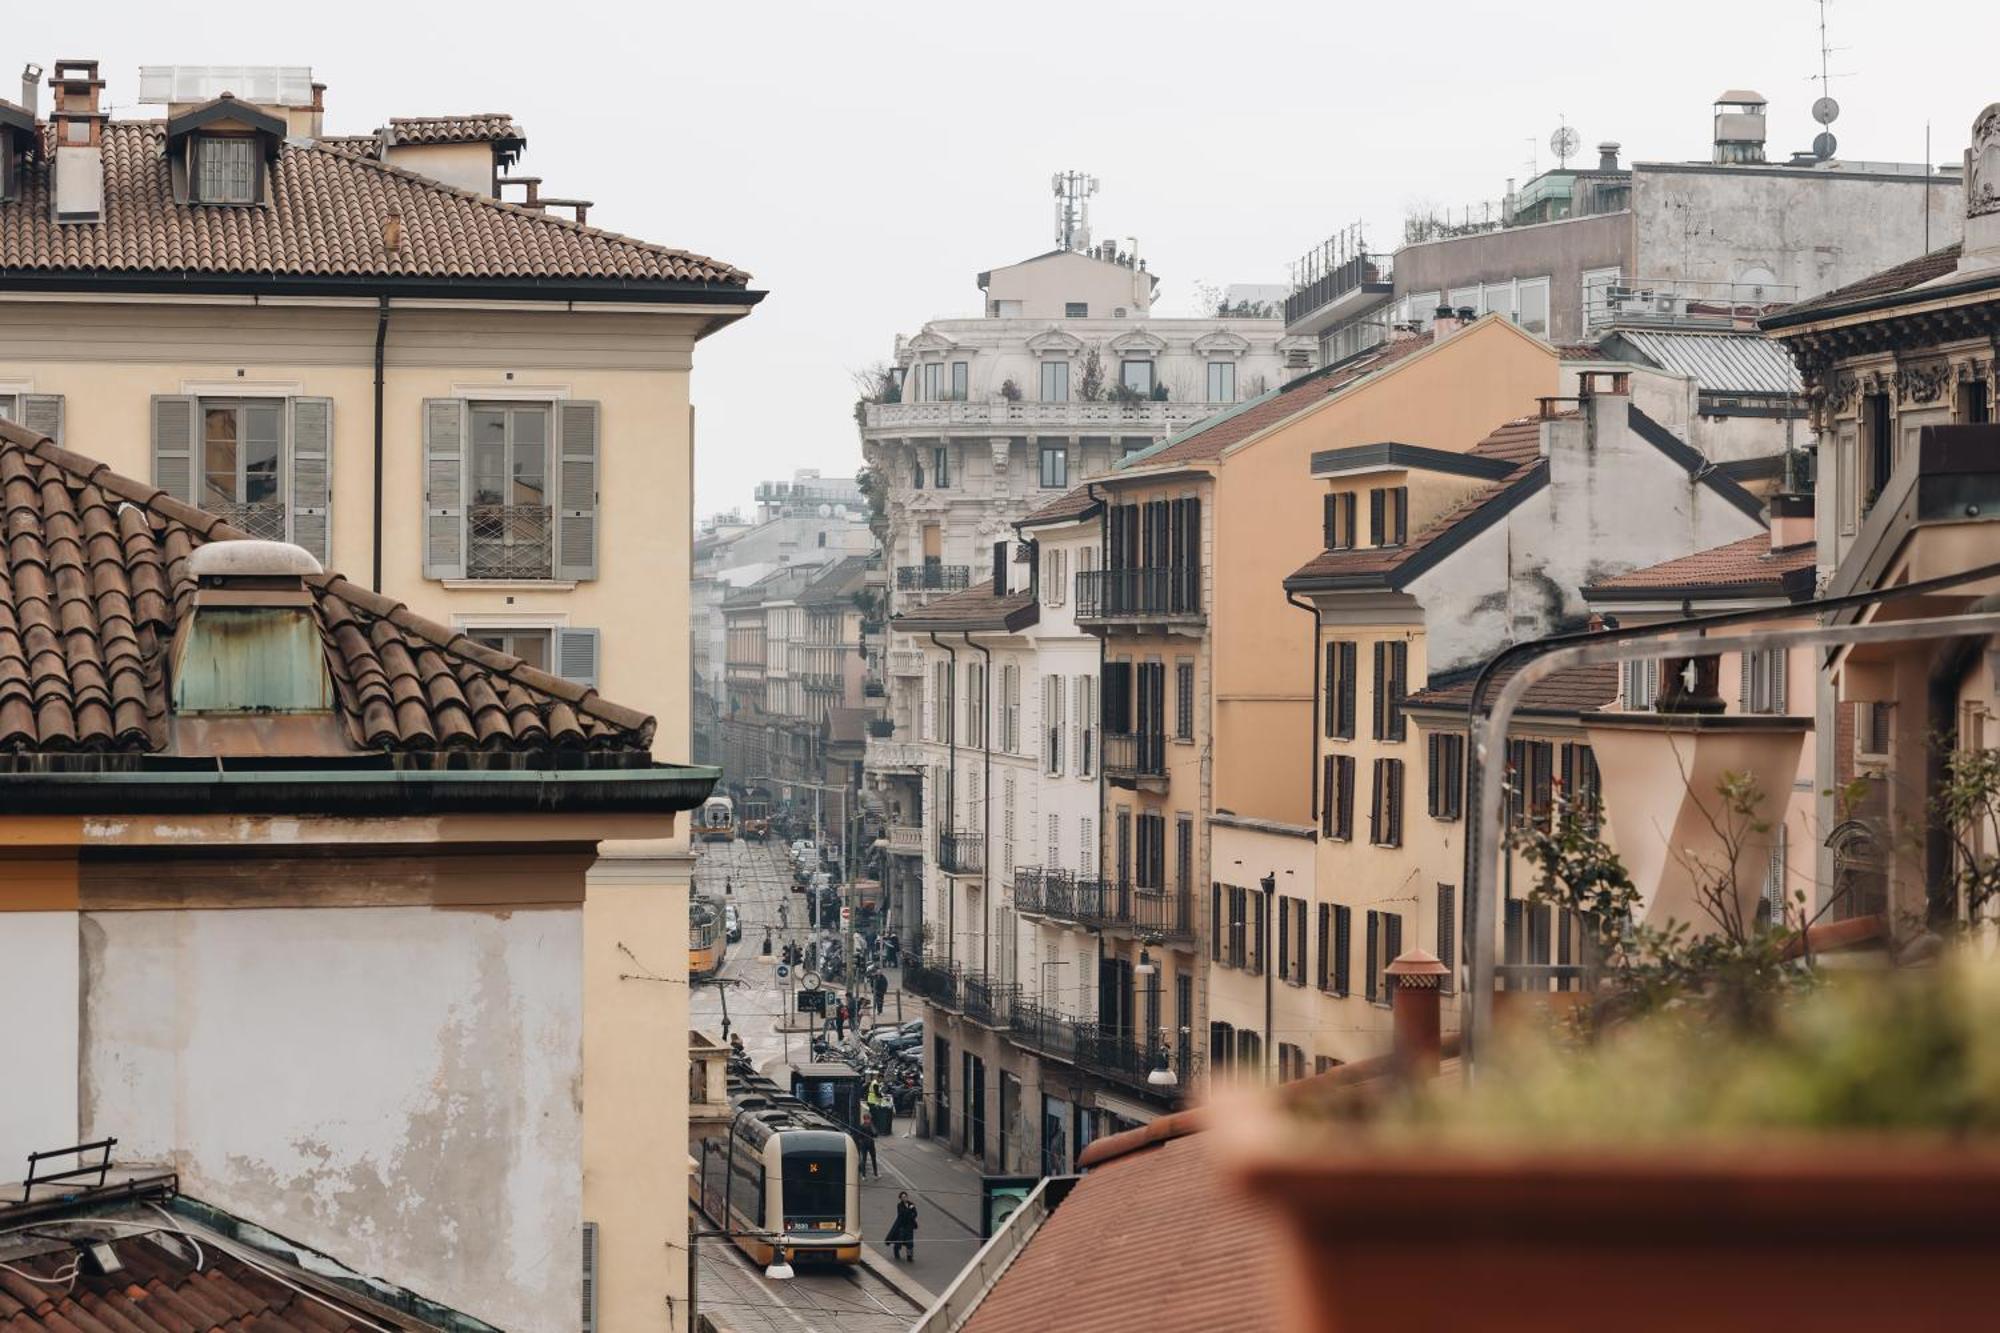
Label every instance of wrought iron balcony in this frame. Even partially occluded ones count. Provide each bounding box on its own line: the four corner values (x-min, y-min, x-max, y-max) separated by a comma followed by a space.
468, 503, 554, 580
863, 398, 1232, 434
1074, 567, 1202, 622
1014, 868, 1195, 942
1103, 731, 1168, 785
961, 973, 1017, 1029
1005, 1001, 1196, 1097
937, 830, 984, 875
903, 955, 961, 1010
1283, 239, 1392, 334
896, 564, 971, 593
1007, 999, 1083, 1065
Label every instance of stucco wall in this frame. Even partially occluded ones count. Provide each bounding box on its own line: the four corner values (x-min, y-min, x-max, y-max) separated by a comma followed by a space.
1394, 211, 1633, 344
0, 911, 80, 1171
79, 905, 583, 1333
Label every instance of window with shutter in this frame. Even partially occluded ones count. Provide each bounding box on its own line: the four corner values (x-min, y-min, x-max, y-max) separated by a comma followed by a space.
1320, 754, 1337, 837
1383, 913, 1403, 1000
1277, 896, 1290, 980
1316, 904, 1331, 990
1368, 488, 1386, 545
422, 398, 468, 579
1364, 909, 1380, 1001
1322, 493, 1337, 550
288, 397, 333, 565
1436, 885, 1456, 994
1323, 642, 1337, 737
555, 627, 600, 688
19, 394, 64, 445
1333, 905, 1352, 996
1174, 659, 1194, 740
151, 395, 199, 504
1211, 883, 1223, 963
554, 400, 600, 580
1335, 756, 1355, 840
1250, 890, 1267, 975
1336, 642, 1356, 738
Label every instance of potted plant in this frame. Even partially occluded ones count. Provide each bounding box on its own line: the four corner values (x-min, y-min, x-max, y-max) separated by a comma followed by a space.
1228, 772, 2000, 1333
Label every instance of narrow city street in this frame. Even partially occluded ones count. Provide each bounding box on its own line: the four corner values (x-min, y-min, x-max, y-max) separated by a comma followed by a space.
689, 836, 985, 1330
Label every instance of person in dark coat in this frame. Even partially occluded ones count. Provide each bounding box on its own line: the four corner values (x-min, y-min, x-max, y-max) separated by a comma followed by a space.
886, 1191, 919, 1261
852, 1122, 879, 1177
871, 968, 889, 1014
833, 1000, 848, 1041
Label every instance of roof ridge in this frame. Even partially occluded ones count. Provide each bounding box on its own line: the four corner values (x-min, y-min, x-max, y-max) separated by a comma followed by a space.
300, 132, 749, 282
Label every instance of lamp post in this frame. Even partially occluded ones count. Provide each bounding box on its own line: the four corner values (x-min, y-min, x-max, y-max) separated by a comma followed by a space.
688, 1228, 792, 1333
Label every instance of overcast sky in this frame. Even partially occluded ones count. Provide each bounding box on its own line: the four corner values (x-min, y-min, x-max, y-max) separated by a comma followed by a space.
12, 2, 1992, 516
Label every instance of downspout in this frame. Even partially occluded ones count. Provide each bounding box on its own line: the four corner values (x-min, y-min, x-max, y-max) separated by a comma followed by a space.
1086, 482, 1109, 878
967, 631, 995, 979
930, 631, 958, 966
1260, 872, 1276, 1081
371, 295, 391, 593
1287, 589, 1322, 825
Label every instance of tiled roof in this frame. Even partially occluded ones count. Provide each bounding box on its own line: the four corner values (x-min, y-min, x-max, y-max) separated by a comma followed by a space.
0, 121, 747, 287
1117, 333, 1436, 471
1765, 243, 1964, 323
1554, 340, 1609, 360
1406, 662, 1620, 716
0, 419, 652, 755
1018, 482, 1100, 527
891, 579, 1037, 631
0, 1228, 393, 1331
1285, 414, 1555, 587
387, 113, 524, 146
1585, 531, 1817, 597
958, 1131, 1282, 1333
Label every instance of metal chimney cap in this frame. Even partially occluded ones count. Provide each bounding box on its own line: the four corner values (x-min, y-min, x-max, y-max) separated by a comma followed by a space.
189, 539, 323, 579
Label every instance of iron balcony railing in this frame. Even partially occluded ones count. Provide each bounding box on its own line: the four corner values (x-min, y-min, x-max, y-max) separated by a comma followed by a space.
1102, 731, 1167, 781
1007, 999, 1084, 1065
1074, 567, 1202, 621
1284, 246, 1390, 329
468, 503, 553, 580
904, 955, 962, 1010
937, 830, 984, 875
1006, 1002, 1198, 1096
896, 564, 971, 593
1012, 868, 1195, 941
961, 974, 1017, 1029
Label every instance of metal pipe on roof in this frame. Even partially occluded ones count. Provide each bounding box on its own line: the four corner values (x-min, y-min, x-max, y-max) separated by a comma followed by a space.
370, 295, 390, 592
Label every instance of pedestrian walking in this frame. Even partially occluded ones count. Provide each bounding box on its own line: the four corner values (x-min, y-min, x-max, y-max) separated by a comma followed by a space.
833, 999, 848, 1041
886, 1192, 919, 1262
778, 902, 789, 930
867, 1080, 894, 1136
853, 1121, 879, 1177
871, 968, 888, 1014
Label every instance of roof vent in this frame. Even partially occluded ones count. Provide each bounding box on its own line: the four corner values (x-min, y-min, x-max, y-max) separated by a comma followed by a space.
172, 541, 332, 715
1713, 90, 1768, 165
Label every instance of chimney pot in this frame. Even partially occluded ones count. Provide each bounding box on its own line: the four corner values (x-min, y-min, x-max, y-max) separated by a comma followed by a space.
1597, 140, 1621, 171
1769, 492, 1816, 550
1385, 949, 1447, 1082
1455, 305, 1477, 322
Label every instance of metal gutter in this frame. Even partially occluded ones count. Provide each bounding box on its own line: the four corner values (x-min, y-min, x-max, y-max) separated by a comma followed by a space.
0, 764, 718, 816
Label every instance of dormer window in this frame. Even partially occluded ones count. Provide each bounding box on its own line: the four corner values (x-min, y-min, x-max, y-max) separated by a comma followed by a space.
195, 136, 260, 203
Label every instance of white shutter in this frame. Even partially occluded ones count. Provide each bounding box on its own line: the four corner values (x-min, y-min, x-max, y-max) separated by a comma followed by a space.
580, 1221, 599, 1333
151, 395, 197, 503
20, 394, 63, 445
555, 400, 600, 581
1772, 648, 1788, 714
556, 627, 600, 688
423, 399, 467, 579
1739, 652, 1756, 715
288, 397, 333, 566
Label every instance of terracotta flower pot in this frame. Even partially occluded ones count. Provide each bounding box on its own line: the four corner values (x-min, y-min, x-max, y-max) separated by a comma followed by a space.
1234, 1141, 2000, 1333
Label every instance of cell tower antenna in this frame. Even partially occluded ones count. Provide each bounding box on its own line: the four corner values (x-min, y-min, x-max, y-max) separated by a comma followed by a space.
1052, 171, 1100, 253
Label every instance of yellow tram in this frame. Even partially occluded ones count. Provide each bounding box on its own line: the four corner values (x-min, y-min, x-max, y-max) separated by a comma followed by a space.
689, 896, 727, 980
692, 1068, 861, 1267
698, 794, 737, 843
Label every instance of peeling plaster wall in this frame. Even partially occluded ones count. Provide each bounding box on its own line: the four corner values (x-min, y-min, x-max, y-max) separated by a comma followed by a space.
79, 906, 582, 1333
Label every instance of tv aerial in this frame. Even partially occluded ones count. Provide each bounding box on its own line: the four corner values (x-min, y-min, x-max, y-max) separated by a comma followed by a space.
1549, 122, 1581, 169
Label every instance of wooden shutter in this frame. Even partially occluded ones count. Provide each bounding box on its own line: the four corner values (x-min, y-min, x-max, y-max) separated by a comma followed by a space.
1316, 904, 1330, 989
422, 398, 467, 578
555, 400, 600, 581
1337, 642, 1356, 738
1393, 488, 1409, 543
1365, 910, 1380, 1001
556, 627, 600, 688
1739, 651, 1756, 715
20, 394, 63, 444
1389, 759, 1404, 845
1333, 905, 1352, 996
1211, 884, 1222, 963
1278, 897, 1290, 980
1369, 488, 1385, 544
1102, 661, 1132, 732
1388, 643, 1407, 741
1320, 755, 1336, 836
1384, 914, 1403, 996
1436, 885, 1457, 993
288, 397, 333, 566
151, 395, 198, 503
1427, 734, 1441, 816
1338, 757, 1355, 840
1772, 649, 1788, 713
1323, 643, 1337, 737
1372, 642, 1386, 739
581, 1220, 599, 1333
1322, 493, 1337, 549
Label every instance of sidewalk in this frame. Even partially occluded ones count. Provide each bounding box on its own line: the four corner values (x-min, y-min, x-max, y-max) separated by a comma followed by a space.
862, 1117, 988, 1301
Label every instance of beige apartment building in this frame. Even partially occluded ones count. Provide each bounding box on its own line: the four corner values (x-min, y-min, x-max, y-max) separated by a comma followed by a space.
0, 60, 757, 1331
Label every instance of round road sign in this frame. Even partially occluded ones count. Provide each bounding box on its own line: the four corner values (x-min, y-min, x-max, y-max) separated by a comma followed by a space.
776, 963, 790, 980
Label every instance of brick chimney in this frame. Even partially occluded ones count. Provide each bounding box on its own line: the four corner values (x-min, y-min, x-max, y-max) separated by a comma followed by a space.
1430, 304, 1461, 338
1385, 949, 1448, 1081
49, 59, 106, 224
1769, 492, 1815, 551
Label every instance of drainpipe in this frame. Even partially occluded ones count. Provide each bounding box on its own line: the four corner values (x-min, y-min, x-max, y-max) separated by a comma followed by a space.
1286, 589, 1322, 825
967, 631, 995, 979
371, 295, 391, 593
1086, 482, 1109, 879
929, 632, 958, 965
1260, 871, 1276, 1081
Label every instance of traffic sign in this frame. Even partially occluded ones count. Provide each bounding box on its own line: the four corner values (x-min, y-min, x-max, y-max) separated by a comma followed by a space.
776, 963, 790, 980
840, 906, 852, 927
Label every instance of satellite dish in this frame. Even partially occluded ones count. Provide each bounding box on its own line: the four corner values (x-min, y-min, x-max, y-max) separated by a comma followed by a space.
1812, 96, 1840, 126
1549, 125, 1582, 167
834, 504, 849, 518
1813, 131, 1838, 161
818, 503, 832, 518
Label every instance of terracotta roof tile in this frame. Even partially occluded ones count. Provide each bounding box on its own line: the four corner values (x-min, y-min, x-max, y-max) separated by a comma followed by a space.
386, 113, 524, 146
0, 418, 652, 755
1118, 333, 1436, 471
0, 1231, 388, 1331
1406, 661, 1620, 716
1768, 243, 1963, 322
1585, 531, 1816, 596
1018, 482, 1099, 527
958, 1132, 1282, 1333
891, 579, 1037, 631
0, 121, 746, 287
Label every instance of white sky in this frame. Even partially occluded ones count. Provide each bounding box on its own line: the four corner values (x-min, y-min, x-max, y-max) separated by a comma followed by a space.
10, 1, 1994, 516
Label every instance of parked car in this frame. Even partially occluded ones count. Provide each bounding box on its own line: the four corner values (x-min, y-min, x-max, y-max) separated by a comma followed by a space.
869, 1018, 923, 1053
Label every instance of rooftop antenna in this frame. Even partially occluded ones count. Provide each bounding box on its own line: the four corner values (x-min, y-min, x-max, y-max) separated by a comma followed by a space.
1549, 115, 1581, 170
1808, 0, 1847, 160
1052, 171, 1099, 253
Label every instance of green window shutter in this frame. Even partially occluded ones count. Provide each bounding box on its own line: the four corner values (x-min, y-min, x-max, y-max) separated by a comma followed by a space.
288, 397, 333, 566
1385, 913, 1404, 1000
423, 398, 467, 579
555, 400, 601, 581
1436, 885, 1457, 995
151, 395, 197, 503
1333, 905, 1351, 996
556, 627, 600, 688
1365, 909, 1379, 1002
20, 394, 63, 444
